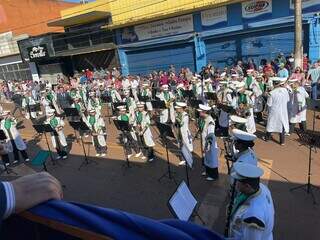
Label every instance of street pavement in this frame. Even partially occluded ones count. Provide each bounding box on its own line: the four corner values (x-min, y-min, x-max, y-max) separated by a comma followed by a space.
1, 102, 319, 240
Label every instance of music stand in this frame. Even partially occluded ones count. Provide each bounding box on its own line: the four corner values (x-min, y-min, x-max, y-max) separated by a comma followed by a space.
151, 100, 166, 109
69, 121, 97, 170
290, 99, 320, 204
168, 181, 205, 225
138, 95, 150, 102
181, 145, 193, 187
0, 130, 17, 175
189, 99, 203, 109
205, 92, 218, 102
113, 119, 134, 169
64, 108, 81, 142
156, 121, 177, 184
182, 90, 194, 99
32, 124, 56, 165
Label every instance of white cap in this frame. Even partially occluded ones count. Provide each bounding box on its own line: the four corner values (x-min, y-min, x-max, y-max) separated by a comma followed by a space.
204, 78, 211, 83
231, 73, 239, 78
220, 72, 226, 78
230, 115, 248, 124
137, 102, 145, 108
198, 104, 211, 111
246, 69, 254, 73
231, 162, 264, 180
232, 128, 257, 141
89, 92, 95, 96
177, 83, 184, 89
271, 77, 287, 84
47, 109, 55, 116
142, 83, 149, 87
176, 102, 187, 108
162, 84, 169, 90
219, 81, 228, 85
288, 78, 298, 83
1, 110, 10, 116
117, 106, 126, 111
236, 81, 246, 89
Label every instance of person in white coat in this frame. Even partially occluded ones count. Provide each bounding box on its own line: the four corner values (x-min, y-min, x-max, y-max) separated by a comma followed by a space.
198, 104, 218, 181
157, 85, 175, 123
46, 109, 68, 159
264, 78, 290, 145
123, 89, 137, 120
229, 163, 274, 240
140, 84, 153, 111
288, 79, 309, 133
134, 103, 155, 162
174, 102, 193, 166
85, 109, 107, 157
21, 91, 37, 120
0, 111, 29, 165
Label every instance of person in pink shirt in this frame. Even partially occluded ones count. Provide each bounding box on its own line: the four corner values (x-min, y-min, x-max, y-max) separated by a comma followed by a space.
290, 66, 305, 85
159, 72, 169, 86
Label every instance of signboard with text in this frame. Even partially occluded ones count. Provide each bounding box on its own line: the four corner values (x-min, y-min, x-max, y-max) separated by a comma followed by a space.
242, 0, 272, 19
27, 45, 48, 61
201, 6, 227, 28
120, 14, 194, 44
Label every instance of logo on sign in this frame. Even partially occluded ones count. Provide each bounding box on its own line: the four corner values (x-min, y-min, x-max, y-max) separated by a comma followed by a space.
245, 1, 269, 13
29, 45, 47, 59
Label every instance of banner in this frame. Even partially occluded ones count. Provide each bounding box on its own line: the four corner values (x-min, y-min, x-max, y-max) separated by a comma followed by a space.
201, 6, 227, 27
289, 0, 320, 9
242, 0, 272, 19
120, 15, 193, 43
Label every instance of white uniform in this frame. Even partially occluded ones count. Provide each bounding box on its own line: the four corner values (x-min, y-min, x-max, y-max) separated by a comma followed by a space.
0, 118, 26, 151
157, 91, 175, 123
201, 115, 215, 150
235, 148, 258, 166
85, 115, 107, 147
289, 86, 309, 124
134, 111, 155, 147
218, 89, 235, 128
22, 96, 37, 119
176, 112, 193, 152
204, 133, 219, 169
229, 183, 275, 240
46, 117, 67, 149
266, 87, 290, 133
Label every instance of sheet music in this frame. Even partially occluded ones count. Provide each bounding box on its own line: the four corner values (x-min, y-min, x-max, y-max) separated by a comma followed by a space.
169, 181, 197, 221
181, 145, 193, 168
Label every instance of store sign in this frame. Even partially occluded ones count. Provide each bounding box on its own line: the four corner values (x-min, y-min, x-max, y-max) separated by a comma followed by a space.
28, 45, 48, 60
201, 6, 227, 27
289, 0, 320, 9
121, 14, 193, 43
242, 0, 272, 19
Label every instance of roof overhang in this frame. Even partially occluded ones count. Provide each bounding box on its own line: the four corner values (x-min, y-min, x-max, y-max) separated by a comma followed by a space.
48, 11, 111, 27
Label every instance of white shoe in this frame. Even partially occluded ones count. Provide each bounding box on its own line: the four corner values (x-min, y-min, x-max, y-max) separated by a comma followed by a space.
135, 152, 142, 157
285, 133, 290, 136
148, 158, 154, 162
56, 156, 62, 160
179, 161, 186, 166
62, 155, 67, 159
96, 153, 101, 157
206, 177, 215, 181
201, 171, 206, 176
5, 163, 10, 167
13, 160, 18, 164
25, 158, 30, 162
141, 156, 147, 160
127, 154, 133, 159
101, 153, 106, 157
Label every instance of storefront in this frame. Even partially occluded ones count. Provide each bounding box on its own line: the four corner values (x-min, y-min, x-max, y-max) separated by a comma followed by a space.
115, 0, 320, 75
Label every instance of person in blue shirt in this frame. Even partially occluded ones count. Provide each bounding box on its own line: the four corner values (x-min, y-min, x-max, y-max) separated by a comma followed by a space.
277, 63, 289, 78
307, 61, 320, 100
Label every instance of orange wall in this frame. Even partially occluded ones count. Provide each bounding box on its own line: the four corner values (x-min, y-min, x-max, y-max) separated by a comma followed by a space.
0, 0, 77, 36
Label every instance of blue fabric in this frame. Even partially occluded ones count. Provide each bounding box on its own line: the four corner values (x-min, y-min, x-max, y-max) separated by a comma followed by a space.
0, 183, 6, 221
29, 200, 224, 240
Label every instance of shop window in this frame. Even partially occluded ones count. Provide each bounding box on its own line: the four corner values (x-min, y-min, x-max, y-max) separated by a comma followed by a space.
206, 40, 237, 69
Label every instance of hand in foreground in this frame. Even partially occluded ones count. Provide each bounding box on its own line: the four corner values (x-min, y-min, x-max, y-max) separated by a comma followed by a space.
11, 172, 63, 213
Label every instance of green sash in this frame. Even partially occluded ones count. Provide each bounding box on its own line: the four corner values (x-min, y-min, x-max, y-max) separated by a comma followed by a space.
136, 112, 143, 124
89, 116, 96, 126
4, 119, 12, 130
50, 117, 58, 128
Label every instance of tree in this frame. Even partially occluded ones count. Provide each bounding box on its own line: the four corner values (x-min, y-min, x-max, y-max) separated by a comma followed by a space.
294, 0, 303, 68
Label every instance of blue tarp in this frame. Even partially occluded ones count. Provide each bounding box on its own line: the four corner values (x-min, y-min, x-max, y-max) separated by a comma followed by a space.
24, 200, 225, 240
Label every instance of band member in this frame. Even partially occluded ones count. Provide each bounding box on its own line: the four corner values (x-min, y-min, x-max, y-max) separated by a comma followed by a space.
204, 78, 214, 93
250, 74, 266, 123
134, 103, 155, 162
46, 109, 68, 159
45, 87, 61, 115
198, 104, 218, 181
174, 102, 193, 166
230, 115, 248, 132
117, 106, 142, 159
110, 85, 122, 103
288, 79, 309, 133
123, 89, 137, 120
87, 91, 102, 115
231, 128, 258, 165
228, 162, 274, 239
21, 91, 38, 120
157, 85, 175, 123
86, 109, 107, 157
140, 84, 153, 111
176, 84, 185, 101
0, 111, 29, 165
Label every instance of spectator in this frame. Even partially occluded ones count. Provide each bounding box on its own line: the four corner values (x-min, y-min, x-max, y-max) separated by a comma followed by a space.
307, 61, 320, 99
277, 63, 289, 78
290, 66, 305, 85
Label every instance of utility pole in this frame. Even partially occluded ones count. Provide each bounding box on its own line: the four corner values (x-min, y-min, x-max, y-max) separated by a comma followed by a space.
294, 0, 303, 68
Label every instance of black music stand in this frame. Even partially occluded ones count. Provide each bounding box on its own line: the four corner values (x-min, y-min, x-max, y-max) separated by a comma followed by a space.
0, 130, 17, 175
205, 92, 218, 102
151, 100, 166, 109
189, 99, 203, 109
156, 121, 177, 185
182, 90, 194, 99
28, 103, 41, 113
32, 124, 56, 165
64, 108, 81, 142
138, 95, 150, 102
290, 99, 320, 204
69, 121, 97, 170
113, 119, 134, 169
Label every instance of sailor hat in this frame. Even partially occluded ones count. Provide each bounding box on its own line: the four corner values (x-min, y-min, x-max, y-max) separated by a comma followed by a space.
162, 84, 169, 90
175, 102, 187, 109
219, 81, 228, 85
142, 83, 149, 87
1, 110, 10, 116
204, 78, 211, 83
47, 109, 56, 116
177, 83, 185, 89
232, 128, 257, 141
246, 69, 254, 73
231, 162, 264, 180
89, 92, 95, 96
88, 108, 96, 113
136, 102, 145, 108
231, 73, 239, 78
198, 104, 211, 112
230, 115, 248, 124
117, 105, 126, 111
220, 72, 227, 78
288, 78, 298, 83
